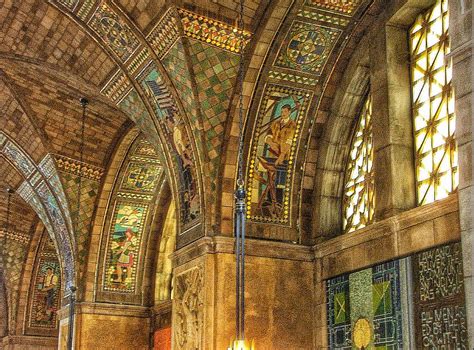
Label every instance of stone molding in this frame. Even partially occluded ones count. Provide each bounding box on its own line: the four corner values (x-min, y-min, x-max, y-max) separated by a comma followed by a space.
170, 236, 314, 267
172, 194, 458, 272
1, 335, 57, 347
316, 193, 460, 279
57, 302, 150, 319
153, 300, 172, 314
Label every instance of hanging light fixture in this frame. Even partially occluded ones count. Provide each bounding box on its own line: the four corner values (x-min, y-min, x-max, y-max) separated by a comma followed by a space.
67, 96, 87, 350
228, 0, 254, 349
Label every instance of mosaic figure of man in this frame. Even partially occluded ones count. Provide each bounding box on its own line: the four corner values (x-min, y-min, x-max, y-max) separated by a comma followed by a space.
41, 267, 58, 320
265, 104, 297, 166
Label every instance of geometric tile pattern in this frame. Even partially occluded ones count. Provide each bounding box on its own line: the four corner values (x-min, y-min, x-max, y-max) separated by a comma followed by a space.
327, 261, 404, 349
371, 261, 403, 348
178, 8, 251, 53
327, 275, 351, 349
147, 8, 180, 59
88, 3, 140, 62
101, 70, 132, 104
188, 40, 240, 182
297, 9, 350, 26
56, 0, 78, 11
162, 40, 200, 130
410, 0, 458, 205
0, 229, 29, 334
55, 154, 104, 181
268, 69, 319, 86
305, 0, 362, 16
59, 170, 100, 277
275, 21, 341, 75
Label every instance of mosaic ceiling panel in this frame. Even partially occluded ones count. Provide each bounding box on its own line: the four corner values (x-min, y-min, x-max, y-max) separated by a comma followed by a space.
1, 132, 75, 287
26, 233, 61, 334
305, 0, 362, 15
178, 8, 251, 53
101, 137, 163, 294
274, 21, 341, 75
88, 3, 140, 62
247, 85, 312, 224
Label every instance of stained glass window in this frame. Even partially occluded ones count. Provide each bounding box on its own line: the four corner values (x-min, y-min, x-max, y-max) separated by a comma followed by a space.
410, 0, 457, 205
342, 94, 374, 233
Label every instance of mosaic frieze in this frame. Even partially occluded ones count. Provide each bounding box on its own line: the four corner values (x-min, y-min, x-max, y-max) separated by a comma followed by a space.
297, 9, 350, 26
139, 64, 200, 227
268, 70, 319, 86
127, 48, 150, 76
135, 140, 158, 157
55, 154, 104, 181
147, 8, 180, 59
77, 0, 95, 20
305, 0, 362, 15
173, 266, 204, 350
247, 85, 311, 224
2, 140, 35, 178
101, 70, 132, 103
178, 8, 251, 53
55, 0, 78, 10
413, 242, 468, 348
28, 234, 61, 330
120, 162, 162, 193
88, 3, 140, 62
104, 202, 148, 292
274, 21, 340, 75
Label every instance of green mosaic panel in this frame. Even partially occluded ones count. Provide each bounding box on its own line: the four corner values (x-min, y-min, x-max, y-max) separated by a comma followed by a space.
327, 261, 404, 349
162, 40, 199, 128
0, 235, 29, 333
104, 202, 148, 292
188, 40, 240, 182
59, 171, 99, 275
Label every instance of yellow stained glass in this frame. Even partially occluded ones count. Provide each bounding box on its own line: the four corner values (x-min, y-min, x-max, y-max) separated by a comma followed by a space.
410, 0, 458, 205
342, 94, 374, 233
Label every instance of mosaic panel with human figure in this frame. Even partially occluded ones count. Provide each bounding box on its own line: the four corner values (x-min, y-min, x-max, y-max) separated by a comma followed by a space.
27, 233, 61, 332
139, 64, 200, 228
104, 203, 148, 292
247, 85, 311, 224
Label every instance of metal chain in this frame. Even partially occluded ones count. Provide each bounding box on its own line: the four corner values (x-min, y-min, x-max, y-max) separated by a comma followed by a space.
237, 0, 245, 186
78, 98, 88, 231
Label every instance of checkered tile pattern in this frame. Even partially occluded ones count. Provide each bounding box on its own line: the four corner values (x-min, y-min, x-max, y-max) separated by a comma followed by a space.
188, 39, 240, 182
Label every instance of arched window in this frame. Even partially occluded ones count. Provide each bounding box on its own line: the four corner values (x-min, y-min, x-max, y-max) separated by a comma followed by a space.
342, 94, 374, 233
410, 0, 457, 205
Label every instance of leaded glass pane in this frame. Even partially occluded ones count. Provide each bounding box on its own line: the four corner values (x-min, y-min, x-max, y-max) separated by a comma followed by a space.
342, 94, 374, 233
410, 0, 458, 205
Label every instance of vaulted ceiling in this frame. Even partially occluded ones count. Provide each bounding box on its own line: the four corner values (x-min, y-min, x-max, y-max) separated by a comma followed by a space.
0, 0, 379, 311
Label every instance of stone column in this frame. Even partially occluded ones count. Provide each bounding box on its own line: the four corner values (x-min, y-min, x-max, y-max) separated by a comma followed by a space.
57, 303, 151, 349
449, 0, 473, 347
170, 237, 314, 349
369, 22, 417, 221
